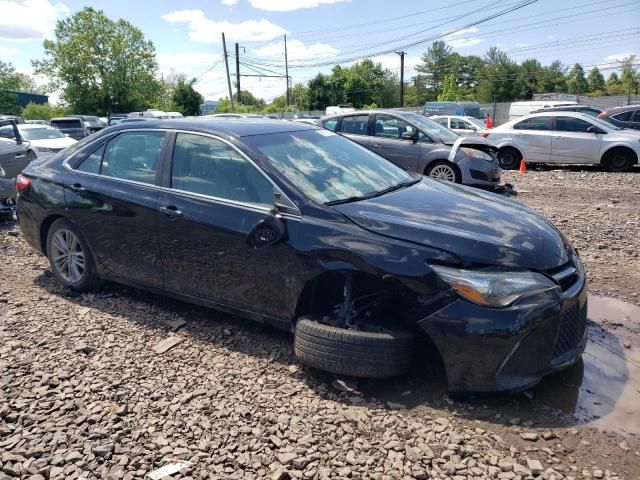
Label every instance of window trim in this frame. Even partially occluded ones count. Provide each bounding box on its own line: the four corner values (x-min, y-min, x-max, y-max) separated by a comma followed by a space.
337, 114, 371, 136
554, 116, 595, 133
513, 116, 554, 131
164, 130, 301, 217
611, 111, 633, 122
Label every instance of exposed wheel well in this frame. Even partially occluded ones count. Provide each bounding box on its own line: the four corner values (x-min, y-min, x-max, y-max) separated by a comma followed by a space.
39, 214, 64, 254
601, 146, 638, 165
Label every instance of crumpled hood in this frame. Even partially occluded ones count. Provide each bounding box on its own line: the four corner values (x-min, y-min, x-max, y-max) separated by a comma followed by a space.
334, 179, 570, 270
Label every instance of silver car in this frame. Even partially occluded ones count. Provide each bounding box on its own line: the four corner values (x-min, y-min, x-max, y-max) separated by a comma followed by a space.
322, 110, 500, 187
430, 115, 486, 136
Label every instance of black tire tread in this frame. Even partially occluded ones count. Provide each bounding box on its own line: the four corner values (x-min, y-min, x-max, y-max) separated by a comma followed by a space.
294, 317, 413, 378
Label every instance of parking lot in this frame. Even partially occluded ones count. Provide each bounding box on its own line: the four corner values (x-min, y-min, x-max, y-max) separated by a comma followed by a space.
1, 166, 638, 480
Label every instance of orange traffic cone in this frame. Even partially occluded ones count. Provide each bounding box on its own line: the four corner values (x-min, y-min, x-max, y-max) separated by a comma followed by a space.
519, 159, 527, 173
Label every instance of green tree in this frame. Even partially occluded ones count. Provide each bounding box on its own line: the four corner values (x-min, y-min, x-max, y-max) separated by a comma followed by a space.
477, 47, 521, 102
234, 89, 265, 109
518, 58, 543, 96
620, 55, 639, 95
290, 83, 310, 110
606, 72, 624, 95
307, 73, 332, 110
21, 102, 68, 120
539, 60, 567, 93
438, 74, 460, 101
415, 41, 453, 96
587, 67, 605, 93
171, 78, 203, 116
0, 61, 43, 114
566, 63, 588, 94
33, 7, 160, 115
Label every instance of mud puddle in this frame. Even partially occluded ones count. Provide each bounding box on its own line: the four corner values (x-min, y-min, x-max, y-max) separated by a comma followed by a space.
357, 296, 640, 436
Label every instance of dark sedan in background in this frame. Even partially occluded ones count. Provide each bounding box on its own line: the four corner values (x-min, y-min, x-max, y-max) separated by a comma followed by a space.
16, 119, 586, 392
322, 110, 501, 188
597, 105, 640, 131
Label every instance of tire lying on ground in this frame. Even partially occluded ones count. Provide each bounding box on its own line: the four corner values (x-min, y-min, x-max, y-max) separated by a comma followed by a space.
294, 316, 414, 378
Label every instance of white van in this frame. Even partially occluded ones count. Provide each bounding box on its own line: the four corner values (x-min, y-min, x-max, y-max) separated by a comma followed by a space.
509, 101, 577, 120
325, 105, 355, 115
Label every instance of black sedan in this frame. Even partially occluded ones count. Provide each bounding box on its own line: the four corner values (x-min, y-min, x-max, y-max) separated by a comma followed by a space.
16, 119, 587, 393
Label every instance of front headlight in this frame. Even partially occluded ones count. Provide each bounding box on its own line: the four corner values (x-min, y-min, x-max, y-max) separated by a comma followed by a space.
459, 147, 494, 162
431, 265, 559, 307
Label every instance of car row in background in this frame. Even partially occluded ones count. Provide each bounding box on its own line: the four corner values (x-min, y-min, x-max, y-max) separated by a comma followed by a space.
598, 105, 640, 131
322, 110, 500, 188
483, 111, 640, 171
0, 124, 77, 161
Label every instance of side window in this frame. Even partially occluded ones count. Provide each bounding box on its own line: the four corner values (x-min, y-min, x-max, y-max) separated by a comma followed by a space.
101, 131, 165, 184
0, 128, 15, 139
76, 144, 105, 174
339, 115, 369, 135
450, 118, 470, 129
631, 110, 640, 122
513, 117, 552, 131
555, 116, 593, 133
374, 115, 417, 139
433, 118, 448, 127
611, 111, 633, 122
323, 119, 338, 131
171, 133, 273, 207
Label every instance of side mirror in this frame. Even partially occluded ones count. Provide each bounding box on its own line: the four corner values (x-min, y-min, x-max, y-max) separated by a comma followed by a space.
401, 131, 418, 143
586, 126, 597, 134
246, 211, 287, 248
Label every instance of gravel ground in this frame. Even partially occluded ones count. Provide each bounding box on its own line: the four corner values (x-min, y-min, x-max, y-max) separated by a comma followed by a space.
1, 167, 639, 480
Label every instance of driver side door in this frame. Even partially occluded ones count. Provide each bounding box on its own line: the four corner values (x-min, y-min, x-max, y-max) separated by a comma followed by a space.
370, 114, 422, 171
157, 131, 298, 320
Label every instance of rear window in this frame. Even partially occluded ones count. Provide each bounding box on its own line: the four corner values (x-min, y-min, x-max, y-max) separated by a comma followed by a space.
51, 119, 83, 129
513, 117, 553, 131
611, 111, 633, 122
462, 106, 486, 119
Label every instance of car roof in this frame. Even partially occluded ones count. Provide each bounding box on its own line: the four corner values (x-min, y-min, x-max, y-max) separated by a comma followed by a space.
111, 118, 318, 137
51, 117, 82, 121
603, 104, 640, 113
522, 111, 598, 118
16, 124, 55, 129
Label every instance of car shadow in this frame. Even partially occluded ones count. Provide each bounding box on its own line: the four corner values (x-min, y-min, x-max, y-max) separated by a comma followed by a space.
31, 270, 633, 433
527, 164, 640, 174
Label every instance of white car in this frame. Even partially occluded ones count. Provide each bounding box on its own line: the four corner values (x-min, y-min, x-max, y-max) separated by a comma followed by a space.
483, 112, 640, 172
0, 124, 77, 161
430, 115, 486, 136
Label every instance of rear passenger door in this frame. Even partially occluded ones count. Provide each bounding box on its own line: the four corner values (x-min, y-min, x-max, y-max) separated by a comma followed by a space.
511, 116, 553, 162
64, 130, 167, 287
370, 114, 422, 171
337, 114, 371, 148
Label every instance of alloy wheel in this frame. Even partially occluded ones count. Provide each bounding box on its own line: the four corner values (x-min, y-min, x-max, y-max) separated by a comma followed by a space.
51, 229, 85, 283
429, 164, 456, 182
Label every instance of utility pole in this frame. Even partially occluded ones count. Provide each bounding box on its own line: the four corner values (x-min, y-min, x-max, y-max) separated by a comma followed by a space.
222, 33, 235, 112
396, 51, 405, 107
235, 42, 241, 105
284, 34, 290, 106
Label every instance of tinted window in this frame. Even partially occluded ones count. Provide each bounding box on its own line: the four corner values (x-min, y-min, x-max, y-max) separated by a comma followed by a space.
171, 133, 273, 207
513, 117, 553, 130
432, 118, 448, 127
76, 145, 105, 174
51, 119, 83, 129
631, 110, 640, 122
323, 119, 338, 131
339, 115, 369, 135
374, 115, 417, 139
555, 116, 593, 133
462, 106, 485, 119
101, 131, 165, 184
611, 110, 633, 121
0, 127, 15, 139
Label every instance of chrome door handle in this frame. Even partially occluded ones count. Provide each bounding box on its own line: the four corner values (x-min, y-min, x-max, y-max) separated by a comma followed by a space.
159, 206, 183, 218
68, 183, 86, 194
372, 143, 383, 148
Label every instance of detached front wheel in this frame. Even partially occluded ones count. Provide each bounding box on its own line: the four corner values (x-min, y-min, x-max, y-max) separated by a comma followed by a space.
294, 316, 414, 378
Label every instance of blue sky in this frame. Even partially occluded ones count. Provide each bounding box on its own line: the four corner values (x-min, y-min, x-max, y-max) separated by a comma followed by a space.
1, 0, 639, 103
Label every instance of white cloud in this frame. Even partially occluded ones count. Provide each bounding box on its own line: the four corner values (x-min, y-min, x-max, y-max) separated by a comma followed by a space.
221, 0, 239, 5
603, 52, 637, 63
253, 39, 338, 62
446, 37, 483, 48
248, 0, 349, 11
442, 27, 482, 49
0, 0, 69, 41
157, 52, 225, 72
368, 54, 421, 73
0, 45, 20, 55
547, 35, 554, 40
162, 9, 287, 43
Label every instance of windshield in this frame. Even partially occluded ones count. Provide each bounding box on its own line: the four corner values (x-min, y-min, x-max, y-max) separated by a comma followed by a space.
246, 129, 414, 205
404, 113, 459, 141
589, 116, 622, 130
466, 117, 486, 129
20, 127, 66, 140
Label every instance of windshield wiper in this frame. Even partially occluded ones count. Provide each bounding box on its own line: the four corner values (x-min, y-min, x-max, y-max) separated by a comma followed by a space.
372, 178, 420, 197
325, 179, 419, 206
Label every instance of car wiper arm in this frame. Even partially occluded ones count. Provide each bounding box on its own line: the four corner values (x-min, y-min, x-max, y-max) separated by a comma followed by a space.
325, 195, 373, 206
325, 179, 420, 206
372, 178, 420, 197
